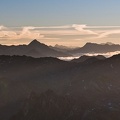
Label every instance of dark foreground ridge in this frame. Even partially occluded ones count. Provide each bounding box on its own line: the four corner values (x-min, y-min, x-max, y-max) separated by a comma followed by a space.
10, 89, 120, 120
0, 54, 120, 119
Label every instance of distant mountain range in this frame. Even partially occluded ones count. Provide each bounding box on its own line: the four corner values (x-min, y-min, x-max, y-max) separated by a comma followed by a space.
0, 54, 120, 119
0, 39, 71, 57
0, 40, 120, 58
68, 42, 120, 54
50, 44, 77, 52
1, 40, 120, 119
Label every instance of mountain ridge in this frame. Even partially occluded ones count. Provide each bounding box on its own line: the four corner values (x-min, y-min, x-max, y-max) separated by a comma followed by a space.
0, 54, 120, 119
69, 42, 120, 54
71, 55, 106, 63
0, 39, 71, 57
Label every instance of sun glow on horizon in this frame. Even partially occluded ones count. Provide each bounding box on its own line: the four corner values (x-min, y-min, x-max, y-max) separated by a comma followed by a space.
0, 24, 120, 46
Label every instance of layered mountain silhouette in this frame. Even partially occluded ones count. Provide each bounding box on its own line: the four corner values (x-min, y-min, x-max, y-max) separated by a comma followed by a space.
1, 41, 120, 58
0, 54, 120, 119
50, 44, 77, 52
0, 39, 71, 57
69, 42, 120, 54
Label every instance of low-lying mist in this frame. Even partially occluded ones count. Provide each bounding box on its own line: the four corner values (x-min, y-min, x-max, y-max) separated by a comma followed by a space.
58, 51, 120, 61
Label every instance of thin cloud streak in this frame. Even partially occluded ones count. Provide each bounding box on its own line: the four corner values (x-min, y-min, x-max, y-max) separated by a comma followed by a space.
9, 25, 72, 29
72, 24, 98, 35
86, 26, 120, 29
97, 30, 120, 38
0, 24, 120, 45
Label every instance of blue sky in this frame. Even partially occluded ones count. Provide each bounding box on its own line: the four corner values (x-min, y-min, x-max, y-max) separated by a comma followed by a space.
0, 0, 120, 26
0, 0, 120, 46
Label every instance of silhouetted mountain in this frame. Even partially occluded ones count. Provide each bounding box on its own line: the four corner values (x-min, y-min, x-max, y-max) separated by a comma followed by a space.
0, 54, 120, 119
0, 39, 71, 57
101, 42, 114, 45
69, 42, 120, 54
50, 44, 77, 52
71, 55, 106, 63
28, 39, 45, 47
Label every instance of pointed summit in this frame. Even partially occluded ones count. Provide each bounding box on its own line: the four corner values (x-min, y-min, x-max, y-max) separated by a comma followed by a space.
28, 39, 48, 49
28, 39, 42, 47
31, 39, 39, 43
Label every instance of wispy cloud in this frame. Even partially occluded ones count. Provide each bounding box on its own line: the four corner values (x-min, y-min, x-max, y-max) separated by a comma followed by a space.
19, 26, 44, 39
72, 24, 120, 39
36, 25, 71, 29
97, 30, 120, 38
0, 25, 6, 30
0, 24, 120, 45
0, 26, 44, 40
86, 26, 120, 29
72, 24, 98, 35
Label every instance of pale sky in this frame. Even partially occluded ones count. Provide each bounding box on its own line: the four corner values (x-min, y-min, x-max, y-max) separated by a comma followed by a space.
0, 0, 120, 46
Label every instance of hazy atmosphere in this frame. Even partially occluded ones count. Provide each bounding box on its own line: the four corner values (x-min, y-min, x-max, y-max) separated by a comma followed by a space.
0, 0, 120, 46
1, 1, 120, 120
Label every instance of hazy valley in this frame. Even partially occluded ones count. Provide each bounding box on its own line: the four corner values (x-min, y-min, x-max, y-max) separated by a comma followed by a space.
0, 40, 120, 119
1, 0, 120, 119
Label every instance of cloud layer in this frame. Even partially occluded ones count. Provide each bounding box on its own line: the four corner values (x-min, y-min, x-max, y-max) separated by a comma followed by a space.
0, 24, 120, 46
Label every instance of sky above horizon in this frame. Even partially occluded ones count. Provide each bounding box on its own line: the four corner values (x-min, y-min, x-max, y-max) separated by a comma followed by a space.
0, 0, 120, 46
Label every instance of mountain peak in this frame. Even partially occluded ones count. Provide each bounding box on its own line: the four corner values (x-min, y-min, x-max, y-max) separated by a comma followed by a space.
83, 42, 98, 48
29, 39, 40, 45
28, 39, 45, 48
85, 42, 97, 45
84, 42, 115, 47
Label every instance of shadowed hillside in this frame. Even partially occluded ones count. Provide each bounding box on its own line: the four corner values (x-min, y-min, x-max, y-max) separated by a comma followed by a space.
0, 54, 120, 119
